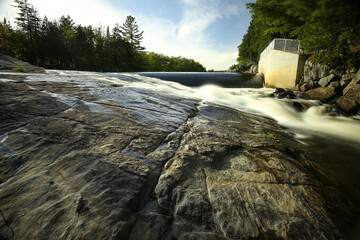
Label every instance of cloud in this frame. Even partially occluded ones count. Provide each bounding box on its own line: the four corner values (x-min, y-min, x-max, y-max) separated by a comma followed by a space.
30, 0, 129, 27
138, 14, 238, 70
177, 0, 242, 42
140, 0, 243, 70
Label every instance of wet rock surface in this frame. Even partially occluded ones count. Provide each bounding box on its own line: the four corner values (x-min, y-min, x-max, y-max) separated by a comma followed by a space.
0, 73, 359, 239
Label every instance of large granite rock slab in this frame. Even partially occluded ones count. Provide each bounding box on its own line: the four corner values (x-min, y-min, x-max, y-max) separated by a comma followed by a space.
0, 73, 358, 239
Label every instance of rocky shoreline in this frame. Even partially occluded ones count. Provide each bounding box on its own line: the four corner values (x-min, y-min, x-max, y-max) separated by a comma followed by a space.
298, 62, 360, 116
1, 69, 359, 239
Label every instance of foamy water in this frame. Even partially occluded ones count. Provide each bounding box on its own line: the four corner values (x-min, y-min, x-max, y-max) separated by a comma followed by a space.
4, 70, 360, 144
196, 85, 360, 143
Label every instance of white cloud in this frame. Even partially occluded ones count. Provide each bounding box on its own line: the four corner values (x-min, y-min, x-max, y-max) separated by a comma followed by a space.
30, 0, 129, 27
177, 0, 242, 42
140, 0, 243, 70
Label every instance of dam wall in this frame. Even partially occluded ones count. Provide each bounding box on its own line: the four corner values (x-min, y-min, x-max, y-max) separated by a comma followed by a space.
138, 72, 264, 88
258, 39, 306, 89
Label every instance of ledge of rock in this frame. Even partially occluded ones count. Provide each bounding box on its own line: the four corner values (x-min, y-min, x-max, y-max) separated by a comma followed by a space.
0, 53, 45, 73
0, 72, 358, 239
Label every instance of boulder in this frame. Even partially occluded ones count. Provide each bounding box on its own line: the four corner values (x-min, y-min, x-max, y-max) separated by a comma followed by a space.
318, 74, 338, 88
301, 84, 338, 103
303, 60, 330, 82
343, 70, 360, 95
278, 90, 296, 99
336, 96, 359, 114
340, 73, 356, 87
300, 81, 314, 91
249, 65, 258, 74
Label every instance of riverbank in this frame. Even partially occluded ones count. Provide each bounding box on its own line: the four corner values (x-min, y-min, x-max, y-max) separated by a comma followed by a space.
1, 70, 359, 239
298, 62, 360, 116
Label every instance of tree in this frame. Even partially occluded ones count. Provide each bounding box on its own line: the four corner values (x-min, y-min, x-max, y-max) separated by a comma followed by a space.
239, 0, 360, 67
120, 15, 145, 51
12, 0, 41, 63
0, 18, 18, 56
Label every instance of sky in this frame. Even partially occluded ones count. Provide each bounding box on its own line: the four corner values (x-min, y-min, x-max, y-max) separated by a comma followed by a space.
0, 0, 254, 70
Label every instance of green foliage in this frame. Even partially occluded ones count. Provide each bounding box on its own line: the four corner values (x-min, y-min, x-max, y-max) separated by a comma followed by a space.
13, 65, 26, 72
1, 0, 206, 72
238, 0, 360, 67
142, 52, 206, 72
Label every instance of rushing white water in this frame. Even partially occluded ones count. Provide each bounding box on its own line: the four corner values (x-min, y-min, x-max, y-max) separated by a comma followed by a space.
4, 70, 360, 144
196, 85, 360, 143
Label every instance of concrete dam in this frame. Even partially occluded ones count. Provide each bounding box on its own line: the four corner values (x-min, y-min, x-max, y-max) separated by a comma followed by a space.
258, 38, 307, 89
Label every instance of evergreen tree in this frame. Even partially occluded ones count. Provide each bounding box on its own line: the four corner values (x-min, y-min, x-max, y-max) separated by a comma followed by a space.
12, 0, 41, 63
120, 15, 145, 51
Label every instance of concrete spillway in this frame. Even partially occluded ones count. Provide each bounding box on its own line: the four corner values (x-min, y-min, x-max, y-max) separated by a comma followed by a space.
138, 72, 264, 88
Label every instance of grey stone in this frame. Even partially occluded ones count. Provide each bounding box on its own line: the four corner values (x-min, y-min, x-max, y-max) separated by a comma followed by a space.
0, 53, 45, 73
343, 70, 360, 95
336, 96, 358, 114
0, 73, 355, 240
318, 74, 337, 88
303, 60, 330, 82
301, 84, 338, 103
300, 81, 314, 91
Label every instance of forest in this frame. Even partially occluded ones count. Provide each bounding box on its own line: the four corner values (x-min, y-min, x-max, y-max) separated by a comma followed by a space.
0, 0, 206, 72
238, 0, 360, 68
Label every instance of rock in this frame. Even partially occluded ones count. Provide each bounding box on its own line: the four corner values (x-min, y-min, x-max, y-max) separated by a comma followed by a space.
301, 84, 338, 103
282, 90, 296, 99
286, 101, 304, 112
274, 88, 285, 94
303, 60, 330, 82
0, 78, 197, 240
274, 88, 296, 99
318, 74, 338, 88
0, 53, 45, 73
155, 104, 343, 239
0, 72, 357, 239
343, 70, 360, 95
228, 64, 252, 73
329, 67, 346, 77
300, 81, 314, 91
249, 65, 258, 74
349, 68, 357, 73
335, 96, 359, 114
339, 73, 356, 87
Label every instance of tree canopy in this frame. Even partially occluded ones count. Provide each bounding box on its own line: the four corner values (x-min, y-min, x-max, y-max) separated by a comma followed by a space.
0, 0, 206, 72
238, 0, 360, 68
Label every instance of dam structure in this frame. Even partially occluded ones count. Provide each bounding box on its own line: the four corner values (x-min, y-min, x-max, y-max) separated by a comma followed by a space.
258, 38, 307, 89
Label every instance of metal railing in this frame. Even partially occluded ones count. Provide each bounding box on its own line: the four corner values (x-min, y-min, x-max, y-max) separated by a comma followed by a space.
260, 38, 303, 60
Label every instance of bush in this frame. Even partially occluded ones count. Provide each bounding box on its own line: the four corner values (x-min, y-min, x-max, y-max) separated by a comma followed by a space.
13, 65, 26, 73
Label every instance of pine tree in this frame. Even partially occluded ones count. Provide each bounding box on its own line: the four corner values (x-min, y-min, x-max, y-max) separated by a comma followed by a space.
120, 15, 145, 51
13, 0, 40, 40
12, 0, 41, 63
